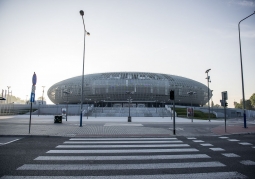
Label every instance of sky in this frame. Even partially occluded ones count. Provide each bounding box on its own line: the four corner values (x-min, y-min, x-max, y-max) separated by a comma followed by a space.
0, 0, 254, 107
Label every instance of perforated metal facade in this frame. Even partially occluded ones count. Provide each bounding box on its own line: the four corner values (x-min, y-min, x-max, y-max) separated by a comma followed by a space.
47, 72, 211, 106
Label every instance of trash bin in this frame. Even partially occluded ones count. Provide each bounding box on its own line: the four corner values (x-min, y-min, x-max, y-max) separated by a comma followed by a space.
54, 115, 62, 123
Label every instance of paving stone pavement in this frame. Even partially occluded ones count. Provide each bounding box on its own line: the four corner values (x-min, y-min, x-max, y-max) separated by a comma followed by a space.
0, 115, 254, 137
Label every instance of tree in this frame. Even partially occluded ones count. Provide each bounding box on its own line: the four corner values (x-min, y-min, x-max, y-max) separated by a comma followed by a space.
234, 101, 242, 109
7, 95, 25, 104
235, 100, 254, 110
245, 100, 253, 110
214, 104, 223, 108
250, 93, 255, 107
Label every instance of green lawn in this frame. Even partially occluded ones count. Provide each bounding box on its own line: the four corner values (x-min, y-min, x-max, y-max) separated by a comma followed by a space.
173, 107, 216, 120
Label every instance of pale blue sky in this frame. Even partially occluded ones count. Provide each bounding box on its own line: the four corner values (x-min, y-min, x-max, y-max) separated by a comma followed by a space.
0, 0, 254, 107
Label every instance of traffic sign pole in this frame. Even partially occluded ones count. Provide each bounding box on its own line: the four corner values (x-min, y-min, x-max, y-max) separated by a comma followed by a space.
29, 101, 32, 133
173, 99, 176, 135
29, 72, 37, 134
224, 104, 226, 133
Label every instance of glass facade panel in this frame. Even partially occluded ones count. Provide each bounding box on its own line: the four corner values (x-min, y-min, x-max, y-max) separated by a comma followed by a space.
47, 72, 211, 106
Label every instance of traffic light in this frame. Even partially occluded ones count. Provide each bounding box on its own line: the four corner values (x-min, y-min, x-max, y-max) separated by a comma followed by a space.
225, 102, 228, 107
220, 100, 223, 106
170, 90, 174, 100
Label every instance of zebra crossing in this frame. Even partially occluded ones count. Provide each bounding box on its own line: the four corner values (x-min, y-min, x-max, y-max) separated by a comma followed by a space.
1, 137, 247, 178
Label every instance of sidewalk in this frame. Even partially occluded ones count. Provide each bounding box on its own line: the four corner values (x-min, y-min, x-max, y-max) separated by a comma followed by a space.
0, 115, 254, 137
211, 124, 255, 135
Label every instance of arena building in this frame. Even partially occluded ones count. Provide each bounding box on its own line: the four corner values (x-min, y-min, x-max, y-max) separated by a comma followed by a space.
47, 72, 211, 107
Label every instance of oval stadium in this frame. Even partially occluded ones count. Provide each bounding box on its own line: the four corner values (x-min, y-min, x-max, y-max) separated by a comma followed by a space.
47, 72, 211, 107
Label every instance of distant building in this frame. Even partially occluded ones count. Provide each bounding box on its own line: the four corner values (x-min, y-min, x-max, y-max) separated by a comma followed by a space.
47, 72, 211, 107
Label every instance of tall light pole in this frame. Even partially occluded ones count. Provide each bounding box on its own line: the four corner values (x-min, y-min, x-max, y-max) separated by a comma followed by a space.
79, 10, 90, 127
42, 86, 45, 105
161, 101, 165, 118
205, 69, 211, 122
7, 86, 11, 104
94, 101, 97, 118
10, 91, 12, 103
187, 91, 196, 122
238, 11, 255, 128
126, 91, 134, 122
63, 90, 70, 121
85, 98, 91, 119
155, 100, 158, 113
211, 90, 214, 116
107, 97, 111, 108
101, 100, 105, 113
38, 86, 45, 116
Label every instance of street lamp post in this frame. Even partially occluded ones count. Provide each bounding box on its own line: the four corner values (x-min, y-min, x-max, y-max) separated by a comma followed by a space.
211, 90, 213, 116
127, 98, 132, 122
79, 10, 90, 127
56, 103, 59, 114
238, 11, 255, 128
10, 91, 12, 104
63, 90, 71, 121
42, 86, 45, 105
155, 100, 158, 113
126, 91, 134, 122
101, 100, 105, 113
94, 101, 97, 118
38, 86, 45, 116
107, 97, 111, 108
85, 98, 91, 119
187, 91, 196, 122
205, 69, 211, 122
161, 101, 165, 118
7, 86, 11, 104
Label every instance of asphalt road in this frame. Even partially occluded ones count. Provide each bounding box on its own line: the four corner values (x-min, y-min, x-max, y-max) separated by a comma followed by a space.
0, 135, 255, 178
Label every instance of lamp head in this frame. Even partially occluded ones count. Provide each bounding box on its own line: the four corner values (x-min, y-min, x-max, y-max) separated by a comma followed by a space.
205, 69, 211, 73
80, 10, 84, 16
86, 32, 90, 36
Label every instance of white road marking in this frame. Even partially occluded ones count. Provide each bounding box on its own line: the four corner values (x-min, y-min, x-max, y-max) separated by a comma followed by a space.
193, 140, 204, 143
64, 140, 183, 144
169, 128, 184, 131
187, 137, 196, 139
104, 123, 143, 126
209, 148, 225, 151
0, 172, 247, 179
0, 138, 21, 146
240, 160, 255, 165
69, 138, 177, 141
47, 148, 199, 154
239, 142, 252, 145
228, 139, 240, 142
221, 153, 240, 157
35, 154, 210, 161
17, 162, 225, 170
200, 143, 213, 146
56, 144, 190, 148
219, 137, 229, 139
